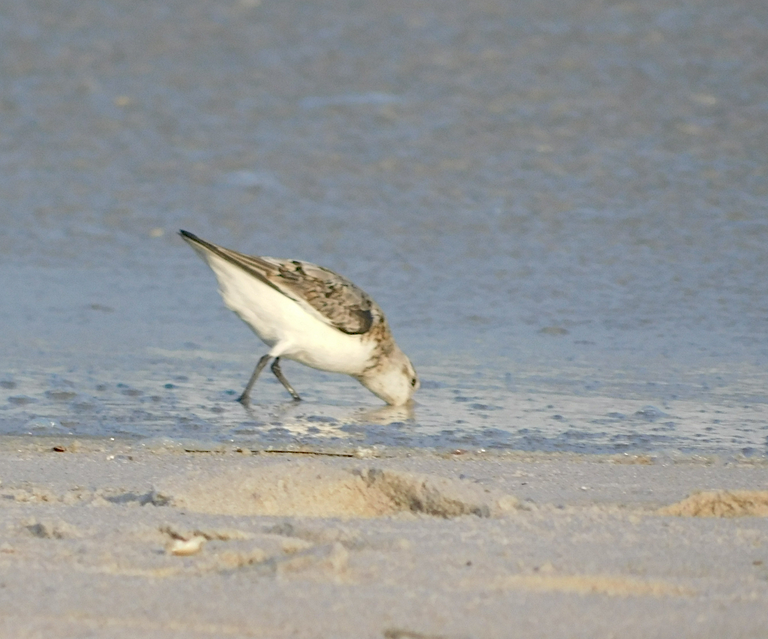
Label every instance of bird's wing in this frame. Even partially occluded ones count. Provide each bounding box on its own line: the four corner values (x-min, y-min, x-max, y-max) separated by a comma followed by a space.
180, 230, 376, 335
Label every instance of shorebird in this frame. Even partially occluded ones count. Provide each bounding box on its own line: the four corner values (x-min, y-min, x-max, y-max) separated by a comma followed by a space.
179, 231, 419, 406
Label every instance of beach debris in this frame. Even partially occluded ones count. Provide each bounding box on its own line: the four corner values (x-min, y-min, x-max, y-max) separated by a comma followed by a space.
24, 519, 81, 539
161, 526, 208, 556
168, 535, 207, 556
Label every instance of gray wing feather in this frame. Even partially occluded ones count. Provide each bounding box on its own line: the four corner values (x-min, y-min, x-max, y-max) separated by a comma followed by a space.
180, 231, 375, 335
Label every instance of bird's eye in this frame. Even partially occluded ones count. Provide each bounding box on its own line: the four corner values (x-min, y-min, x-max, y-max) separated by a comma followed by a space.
410, 378, 417, 387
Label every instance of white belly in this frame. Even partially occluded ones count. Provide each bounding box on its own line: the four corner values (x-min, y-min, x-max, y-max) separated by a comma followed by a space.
204, 253, 375, 375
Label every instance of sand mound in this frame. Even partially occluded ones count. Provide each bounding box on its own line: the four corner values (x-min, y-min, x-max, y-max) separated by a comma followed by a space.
495, 574, 691, 597
659, 490, 768, 517
151, 460, 516, 519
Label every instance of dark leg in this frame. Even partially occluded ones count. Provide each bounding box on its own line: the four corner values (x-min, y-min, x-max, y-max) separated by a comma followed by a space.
271, 357, 301, 401
237, 354, 272, 405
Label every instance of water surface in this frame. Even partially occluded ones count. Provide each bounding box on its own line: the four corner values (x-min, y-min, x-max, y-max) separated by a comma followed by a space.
1, 0, 767, 456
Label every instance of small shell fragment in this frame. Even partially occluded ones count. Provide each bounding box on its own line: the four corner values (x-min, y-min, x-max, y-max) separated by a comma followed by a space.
168, 535, 207, 556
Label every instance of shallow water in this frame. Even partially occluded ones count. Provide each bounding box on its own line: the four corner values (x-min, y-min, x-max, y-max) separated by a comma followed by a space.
1, 0, 767, 455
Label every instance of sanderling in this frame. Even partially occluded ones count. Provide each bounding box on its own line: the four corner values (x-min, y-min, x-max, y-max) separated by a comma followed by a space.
179, 231, 419, 406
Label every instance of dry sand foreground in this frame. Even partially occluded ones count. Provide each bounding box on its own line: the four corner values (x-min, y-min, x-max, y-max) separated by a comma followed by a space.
0, 440, 767, 638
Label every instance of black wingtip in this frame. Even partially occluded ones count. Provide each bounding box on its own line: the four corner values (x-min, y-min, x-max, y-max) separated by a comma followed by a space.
179, 230, 219, 253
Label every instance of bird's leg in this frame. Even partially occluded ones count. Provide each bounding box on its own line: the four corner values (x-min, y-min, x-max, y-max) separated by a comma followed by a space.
271, 357, 301, 401
237, 354, 272, 405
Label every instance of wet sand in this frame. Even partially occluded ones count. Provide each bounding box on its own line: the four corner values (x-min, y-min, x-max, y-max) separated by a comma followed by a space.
1, 439, 767, 638
2, 0, 768, 453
